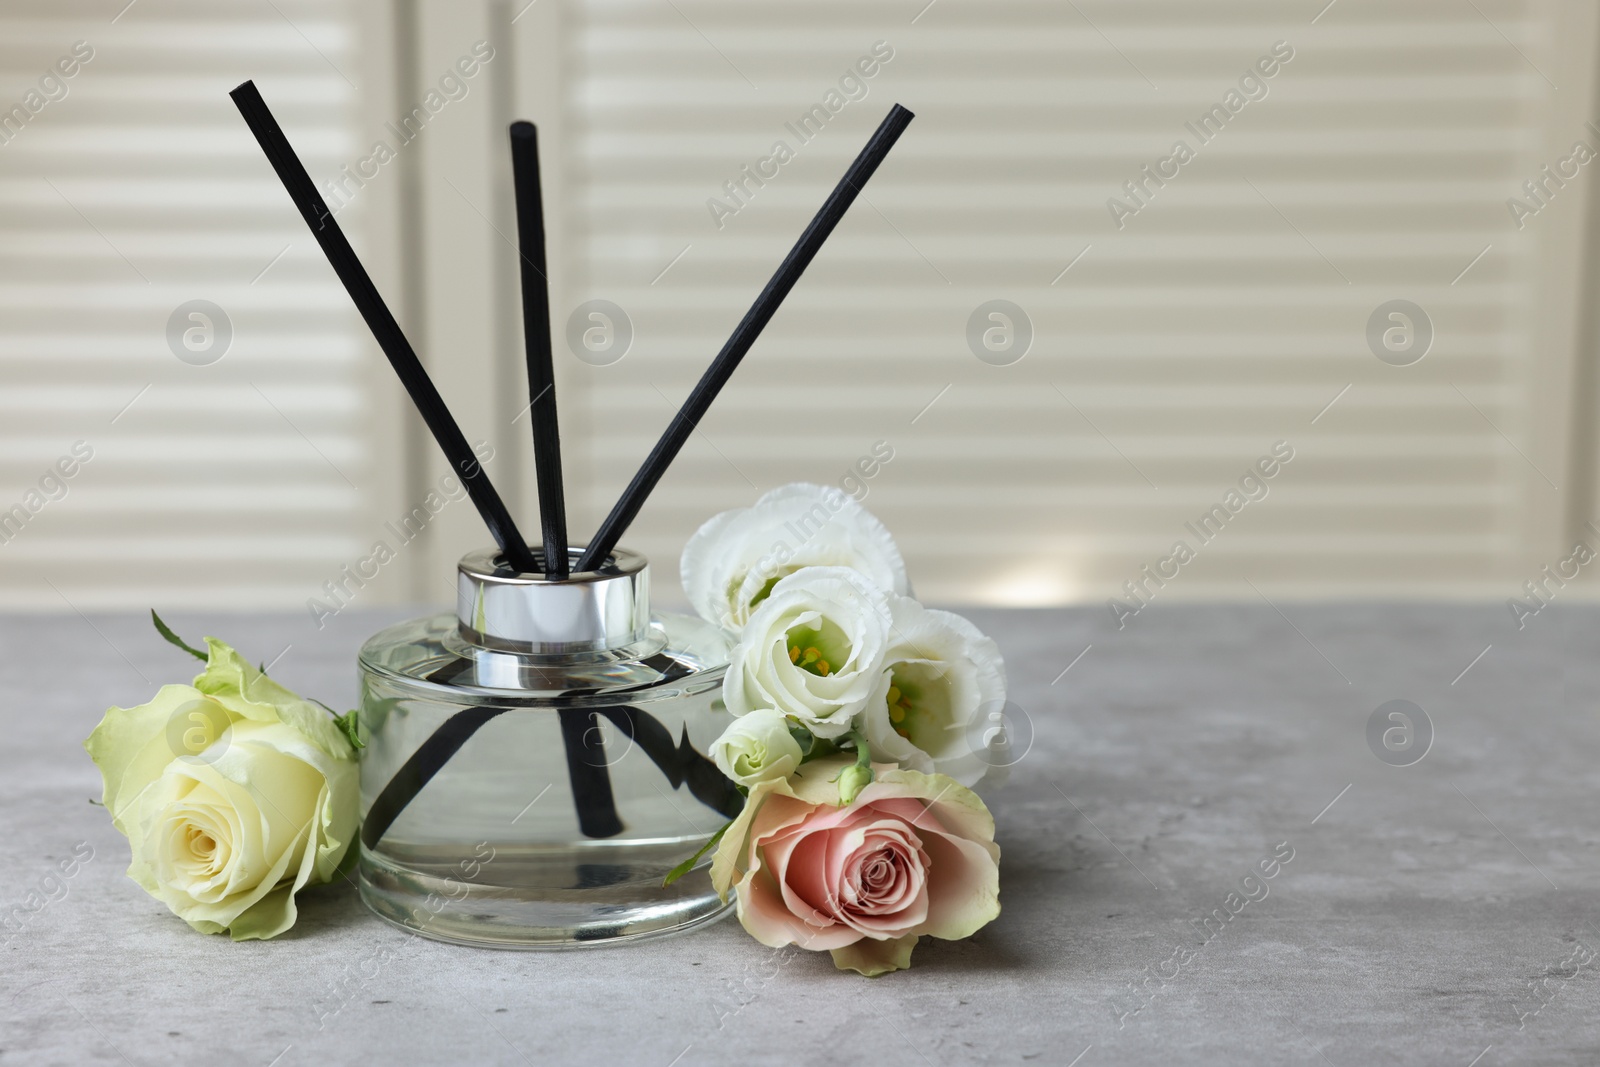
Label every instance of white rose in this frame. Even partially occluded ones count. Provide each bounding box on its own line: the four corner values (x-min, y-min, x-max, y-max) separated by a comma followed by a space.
860, 595, 1006, 786
84, 639, 358, 940
681, 483, 908, 631
723, 566, 892, 739
710, 708, 805, 787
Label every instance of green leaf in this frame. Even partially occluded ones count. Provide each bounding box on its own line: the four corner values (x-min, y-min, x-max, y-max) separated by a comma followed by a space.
662, 821, 731, 887
330, 709, 364, 752
150, 610, 208, 663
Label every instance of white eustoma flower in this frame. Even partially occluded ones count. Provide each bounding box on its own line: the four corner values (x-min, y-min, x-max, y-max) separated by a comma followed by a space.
709, 708, 804, 787
723, 566, 892, 739
681, 483, 908, 631
860, 595, 1006, 787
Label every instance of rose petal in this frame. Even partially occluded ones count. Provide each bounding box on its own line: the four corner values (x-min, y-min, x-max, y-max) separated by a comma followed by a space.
811, 816, 929, 935
83, 685, 230, 831
861, 796, 947, 831
713, 789, 814, 900
193, 639, 355, 763
227, 782, 333, 941
830, 933, 921, 977
735, 862, 860, 950
914, 830, 1001, 941
767, 825, 837, 922
844, 828, 926, 917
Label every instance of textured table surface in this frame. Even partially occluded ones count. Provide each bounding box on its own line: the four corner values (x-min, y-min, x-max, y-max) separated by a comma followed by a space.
3, 603, 1598, 1066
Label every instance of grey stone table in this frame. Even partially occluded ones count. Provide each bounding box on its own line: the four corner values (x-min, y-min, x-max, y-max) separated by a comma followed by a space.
3, 603, 1598, 1066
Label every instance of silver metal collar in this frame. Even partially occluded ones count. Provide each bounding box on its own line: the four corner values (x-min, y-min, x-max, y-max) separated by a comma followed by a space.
456, 546, 650, 653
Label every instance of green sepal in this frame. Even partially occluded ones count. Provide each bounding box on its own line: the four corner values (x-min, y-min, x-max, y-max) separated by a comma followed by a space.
330, 708, 365, 752
150, 610, 207, 663
304, 696, 365, 753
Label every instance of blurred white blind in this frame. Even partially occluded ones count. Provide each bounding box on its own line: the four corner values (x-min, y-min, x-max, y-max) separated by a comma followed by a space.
563, 0, 1592, 606
0, 1, 382, 608
2, 0, 1589, 612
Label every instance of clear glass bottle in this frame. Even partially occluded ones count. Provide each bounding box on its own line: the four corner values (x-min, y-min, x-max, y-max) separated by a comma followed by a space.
356, 546, 740, 948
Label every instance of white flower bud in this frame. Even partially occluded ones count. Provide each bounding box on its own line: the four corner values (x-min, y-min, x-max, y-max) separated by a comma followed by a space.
710, 708, 804, 787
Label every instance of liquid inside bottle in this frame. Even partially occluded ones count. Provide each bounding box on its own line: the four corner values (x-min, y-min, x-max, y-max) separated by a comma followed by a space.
356, 548, 739, 947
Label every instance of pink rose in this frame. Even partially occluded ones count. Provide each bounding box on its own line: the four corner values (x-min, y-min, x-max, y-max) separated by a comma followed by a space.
710, 755, 1000, 975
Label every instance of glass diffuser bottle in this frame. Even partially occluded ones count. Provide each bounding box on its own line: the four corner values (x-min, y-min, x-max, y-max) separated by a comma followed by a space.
356, 546, 741, 948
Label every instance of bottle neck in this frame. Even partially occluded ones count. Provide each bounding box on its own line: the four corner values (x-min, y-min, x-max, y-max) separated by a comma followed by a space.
455, 546, 650, 654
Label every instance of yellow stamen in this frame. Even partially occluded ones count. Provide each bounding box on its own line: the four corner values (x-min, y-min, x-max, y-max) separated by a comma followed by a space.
817, 660, 830, 676
789, 645, 800, 663
802, 647, 820, 666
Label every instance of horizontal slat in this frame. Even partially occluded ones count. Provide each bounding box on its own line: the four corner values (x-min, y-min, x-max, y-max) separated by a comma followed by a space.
0, 2, 378, 609
567, 0, 1561, 605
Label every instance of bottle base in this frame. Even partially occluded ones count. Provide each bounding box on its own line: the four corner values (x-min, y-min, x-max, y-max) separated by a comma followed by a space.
358, 842, 735, 949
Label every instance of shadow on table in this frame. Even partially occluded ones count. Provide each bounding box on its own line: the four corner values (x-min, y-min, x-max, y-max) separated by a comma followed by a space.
276, 877, 374, 940
279, 859, 1051, 977
906, 929, 1030, 974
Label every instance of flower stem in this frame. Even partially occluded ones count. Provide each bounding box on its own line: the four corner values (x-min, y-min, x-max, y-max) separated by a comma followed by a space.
837, 729, 875, 805
849, 729, 872, 771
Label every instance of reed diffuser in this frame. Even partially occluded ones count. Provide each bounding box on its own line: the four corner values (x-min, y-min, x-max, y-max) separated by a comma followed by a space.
231, 81, 912, 947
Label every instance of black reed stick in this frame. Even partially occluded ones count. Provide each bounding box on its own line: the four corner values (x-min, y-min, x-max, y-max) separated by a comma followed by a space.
509, 121, 569, 579
230, 80, 540, 573
575, 104, 915, 572
557, 709, 623, 838
506, 122, 610, 823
